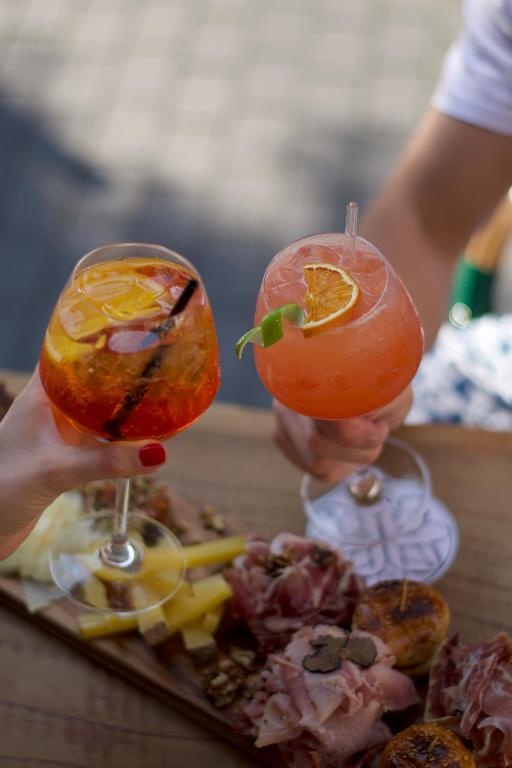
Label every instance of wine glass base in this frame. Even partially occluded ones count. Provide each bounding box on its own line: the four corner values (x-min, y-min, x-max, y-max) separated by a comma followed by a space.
306, 495, 459, 585
100, 539, 142, 570
50, 512, 186, 613
302, 438, 432, 547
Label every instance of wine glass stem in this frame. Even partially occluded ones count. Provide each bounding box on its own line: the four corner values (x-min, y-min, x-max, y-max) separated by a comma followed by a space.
112, 478, 130, 550
349, 467, 382, 504
100, 478, 139, 568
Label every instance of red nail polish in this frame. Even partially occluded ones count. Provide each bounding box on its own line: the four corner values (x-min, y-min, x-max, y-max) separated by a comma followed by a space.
139, 443, 166, 467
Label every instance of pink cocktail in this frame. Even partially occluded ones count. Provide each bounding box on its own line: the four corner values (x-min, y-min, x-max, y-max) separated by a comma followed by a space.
254, 232, 423, 420
239, 203, 458, 584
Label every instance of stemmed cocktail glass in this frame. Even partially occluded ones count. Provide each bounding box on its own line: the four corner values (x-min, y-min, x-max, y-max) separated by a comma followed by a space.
240, 204, 458, 583
40, 243, 220, 612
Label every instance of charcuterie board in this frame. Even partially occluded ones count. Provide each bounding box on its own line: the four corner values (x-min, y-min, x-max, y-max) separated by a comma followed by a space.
0, 485, 280, 767
3, 371, 512, 767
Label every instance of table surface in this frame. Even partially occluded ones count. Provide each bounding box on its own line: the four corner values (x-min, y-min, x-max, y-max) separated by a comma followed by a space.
2, 370, 512, 768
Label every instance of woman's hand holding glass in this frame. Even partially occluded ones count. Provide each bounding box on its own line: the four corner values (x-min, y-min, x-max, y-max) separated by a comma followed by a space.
0, 372, 167, 561
38, 243, 220, 612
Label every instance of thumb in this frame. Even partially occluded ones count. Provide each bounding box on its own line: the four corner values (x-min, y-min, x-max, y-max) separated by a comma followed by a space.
47, 441, 167, 494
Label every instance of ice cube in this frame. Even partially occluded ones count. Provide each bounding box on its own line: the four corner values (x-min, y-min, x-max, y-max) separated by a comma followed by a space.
59, 295, 109, 342
99, 275, 165, 322
107, 329, 159, 355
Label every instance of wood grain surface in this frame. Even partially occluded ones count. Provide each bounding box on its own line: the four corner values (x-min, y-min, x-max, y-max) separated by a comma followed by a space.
1, 370, 512, 767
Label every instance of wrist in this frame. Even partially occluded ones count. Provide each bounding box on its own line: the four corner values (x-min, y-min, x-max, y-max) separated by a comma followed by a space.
0, 463, 55, 550
0, 519, 38, 560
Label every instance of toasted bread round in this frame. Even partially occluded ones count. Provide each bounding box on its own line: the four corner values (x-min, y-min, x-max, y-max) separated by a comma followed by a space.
380, 724, 475, 768
352, 580, 449, 677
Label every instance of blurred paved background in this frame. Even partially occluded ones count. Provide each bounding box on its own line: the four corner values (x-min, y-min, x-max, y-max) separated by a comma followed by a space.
0, 0, 461, 407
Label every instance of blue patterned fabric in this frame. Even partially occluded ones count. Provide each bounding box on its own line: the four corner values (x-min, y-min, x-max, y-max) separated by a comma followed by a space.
408, 315, 512, 429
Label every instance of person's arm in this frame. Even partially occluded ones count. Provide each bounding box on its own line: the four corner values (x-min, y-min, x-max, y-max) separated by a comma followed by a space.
362, 109, 512, 346
273, 111, 512, 483
0, 373, 168, 559
273, 0, 512, 482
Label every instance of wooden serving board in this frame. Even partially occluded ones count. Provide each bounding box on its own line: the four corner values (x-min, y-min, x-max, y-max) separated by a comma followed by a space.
0, 487, 279, 767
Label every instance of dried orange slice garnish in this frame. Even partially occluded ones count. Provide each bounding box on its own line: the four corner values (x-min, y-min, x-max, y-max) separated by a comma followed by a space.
235, 261, 360, 358
302, 262, 359, 334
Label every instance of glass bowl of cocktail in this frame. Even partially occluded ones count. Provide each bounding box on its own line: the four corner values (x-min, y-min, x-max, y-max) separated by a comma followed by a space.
237, 203, 458, 583
40, 243, 220, 612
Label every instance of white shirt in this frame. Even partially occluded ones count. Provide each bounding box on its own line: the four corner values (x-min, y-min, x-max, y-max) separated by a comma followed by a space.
433, 0, 512, 136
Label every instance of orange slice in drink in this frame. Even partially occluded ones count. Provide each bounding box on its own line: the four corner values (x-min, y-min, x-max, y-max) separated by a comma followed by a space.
44, 325, 87, 364
302, 262, 359, 335
81, 271, 166, 322
59, 269, 167, 345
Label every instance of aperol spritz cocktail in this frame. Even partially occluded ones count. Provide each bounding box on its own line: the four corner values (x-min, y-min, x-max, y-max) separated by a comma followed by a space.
254, 232, 423, 420
40, 255, 219, 440
40, 243, 220, 613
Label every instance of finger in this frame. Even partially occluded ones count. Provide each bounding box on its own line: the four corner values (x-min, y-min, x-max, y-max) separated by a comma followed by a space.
48, 406, 101, 447
316, 459, 360, 485
272, 426, 311, 474
273, 422, 356, 483
274, 401, 386, 473
308, 427, 385, 466
273, 399, 316, 467
314, 417, 389, 450
375, 387, 413, 431
273, 404, 376, 475
42, 441, 168, 494
21, 368, 45, 400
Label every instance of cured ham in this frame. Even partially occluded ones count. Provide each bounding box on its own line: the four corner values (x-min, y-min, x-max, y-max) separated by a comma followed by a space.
246, 625, 418, 768
426, 632, 512, 767
224, 533, 365, 652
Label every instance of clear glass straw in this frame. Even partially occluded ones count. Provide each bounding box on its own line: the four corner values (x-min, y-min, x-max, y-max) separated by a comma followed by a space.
345, 201, 359, 238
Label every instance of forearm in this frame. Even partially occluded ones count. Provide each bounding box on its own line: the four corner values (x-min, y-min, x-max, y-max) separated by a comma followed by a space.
361, 192, 456, 347
361, 110, 512, 347
0, 377, 57, 557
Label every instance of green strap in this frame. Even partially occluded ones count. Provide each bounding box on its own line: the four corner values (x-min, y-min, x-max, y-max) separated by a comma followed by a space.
449, 259, 495, 325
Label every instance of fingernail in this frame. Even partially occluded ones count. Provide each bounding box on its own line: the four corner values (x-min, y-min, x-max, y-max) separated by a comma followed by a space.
139, 443, 166, 467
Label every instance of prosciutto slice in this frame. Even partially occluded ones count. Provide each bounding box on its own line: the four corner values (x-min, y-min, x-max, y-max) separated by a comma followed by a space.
246, 625, 418, 768
224, 533, 366, 652
426, 633, 512, 767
